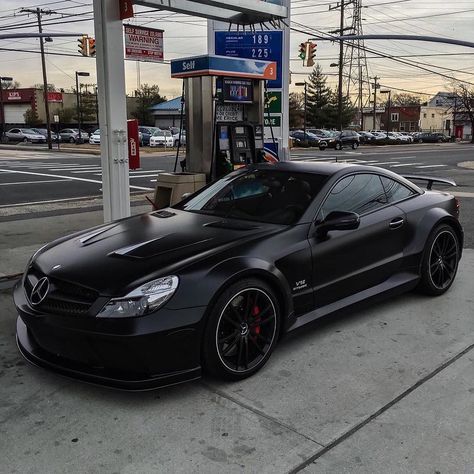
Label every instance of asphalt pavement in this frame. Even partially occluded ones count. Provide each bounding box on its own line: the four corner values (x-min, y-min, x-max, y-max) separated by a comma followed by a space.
1, 142, 474, 473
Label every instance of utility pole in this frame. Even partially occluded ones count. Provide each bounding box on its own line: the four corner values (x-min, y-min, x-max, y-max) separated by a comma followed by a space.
21, 8, 54, 149
337, 0, 345, 131
372, 76, 379, 130
329, 1, 347, 130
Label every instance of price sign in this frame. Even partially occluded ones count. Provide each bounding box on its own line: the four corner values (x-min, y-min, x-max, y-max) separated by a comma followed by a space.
215, 31, 283, 88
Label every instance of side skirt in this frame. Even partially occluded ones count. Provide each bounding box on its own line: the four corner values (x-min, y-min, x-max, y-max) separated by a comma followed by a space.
286, 272, 420, 332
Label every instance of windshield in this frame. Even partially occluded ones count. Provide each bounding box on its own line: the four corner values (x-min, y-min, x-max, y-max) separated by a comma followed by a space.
173, 169, 328, 225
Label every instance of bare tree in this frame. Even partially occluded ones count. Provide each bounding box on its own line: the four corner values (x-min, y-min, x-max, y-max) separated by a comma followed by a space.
453, 83, 474, 143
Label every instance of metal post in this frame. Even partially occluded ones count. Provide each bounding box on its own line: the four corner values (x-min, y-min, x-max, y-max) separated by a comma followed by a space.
93, 0, 130, 222
386, 90, 391, 138
36, 8, 52, 150
338, 0, 345, 131
95, 86, 99, 127
304, 82, 307, 138
0, 80, 4, 142
75, 72, 80, 140
372, 76, 378, 130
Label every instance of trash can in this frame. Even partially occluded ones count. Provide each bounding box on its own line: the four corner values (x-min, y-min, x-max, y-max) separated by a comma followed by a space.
153, 172, 206, 209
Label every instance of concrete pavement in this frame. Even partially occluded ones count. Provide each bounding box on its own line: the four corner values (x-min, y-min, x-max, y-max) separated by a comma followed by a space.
1, 251, 473, 473
1, 143, 474, 472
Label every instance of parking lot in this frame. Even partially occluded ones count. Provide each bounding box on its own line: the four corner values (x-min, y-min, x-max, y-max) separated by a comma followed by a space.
2, 249, 473, 473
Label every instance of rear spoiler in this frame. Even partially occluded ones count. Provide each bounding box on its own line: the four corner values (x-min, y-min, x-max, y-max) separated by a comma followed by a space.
402, 174, 456, 190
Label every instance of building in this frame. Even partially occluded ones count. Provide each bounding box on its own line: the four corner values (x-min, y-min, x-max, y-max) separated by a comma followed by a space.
362, 105, 420, 132
149, 96, 184, 128
0, 87, 138, 132
419, 106, 451, 134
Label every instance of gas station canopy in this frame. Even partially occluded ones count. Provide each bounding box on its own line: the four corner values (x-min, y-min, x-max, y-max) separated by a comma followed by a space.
133, 0, 287, 24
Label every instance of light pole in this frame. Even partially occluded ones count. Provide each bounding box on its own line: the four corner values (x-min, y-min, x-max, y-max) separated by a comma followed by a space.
380, 89, 391, 138
0, 76, 13, 142
295, 81, 308, 139
75, 71, 90, 143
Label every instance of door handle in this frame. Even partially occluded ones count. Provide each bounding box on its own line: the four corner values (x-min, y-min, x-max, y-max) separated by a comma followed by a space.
389, 217, 405, 229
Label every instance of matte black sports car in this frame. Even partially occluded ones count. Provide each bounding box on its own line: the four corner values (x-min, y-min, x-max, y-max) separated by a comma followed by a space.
15, 162, 463, 390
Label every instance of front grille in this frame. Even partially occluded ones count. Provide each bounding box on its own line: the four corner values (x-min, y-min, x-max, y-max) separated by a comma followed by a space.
25, 267, 98, 316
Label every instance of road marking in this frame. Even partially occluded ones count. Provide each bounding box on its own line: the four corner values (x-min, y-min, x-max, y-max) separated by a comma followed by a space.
416, 164, 448, 168
49, 166, 100, 171
452, 191, 474, 198
129, 175, 160, 179
390, 163, 425, 167
372, 161, 399, 165
70, 169, 102, 173
0, 168, 154, 191
0, 179, 72, 186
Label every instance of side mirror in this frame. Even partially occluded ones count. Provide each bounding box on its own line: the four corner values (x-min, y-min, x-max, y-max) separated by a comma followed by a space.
181, 192, 192, 200
316, 211, 360, 237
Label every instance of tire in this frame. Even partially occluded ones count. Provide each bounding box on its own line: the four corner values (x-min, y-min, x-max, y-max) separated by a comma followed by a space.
202, 278, 281, 381
69, 137, 75, 143
319, 145, 327, 151
417, 224, 460, 296
23, 137, 28, 143
352, 141, 359, 149
335, 142, 343, 150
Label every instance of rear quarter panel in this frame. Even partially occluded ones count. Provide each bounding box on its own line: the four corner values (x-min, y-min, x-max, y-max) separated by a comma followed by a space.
394, 191, 463, 270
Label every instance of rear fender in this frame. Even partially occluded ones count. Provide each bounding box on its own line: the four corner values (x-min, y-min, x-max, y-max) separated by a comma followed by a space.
402, 206, 463, 262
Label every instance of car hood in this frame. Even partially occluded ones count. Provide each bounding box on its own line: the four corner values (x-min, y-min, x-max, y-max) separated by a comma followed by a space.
33, 210, 281, 296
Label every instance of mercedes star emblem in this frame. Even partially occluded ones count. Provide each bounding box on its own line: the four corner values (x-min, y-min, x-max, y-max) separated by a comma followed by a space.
30, 277, 50, 306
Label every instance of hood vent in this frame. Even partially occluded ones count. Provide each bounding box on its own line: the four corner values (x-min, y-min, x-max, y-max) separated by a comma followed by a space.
204, 220, 261, 231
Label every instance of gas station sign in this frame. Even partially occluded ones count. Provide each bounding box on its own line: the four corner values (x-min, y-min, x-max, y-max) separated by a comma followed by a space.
171, 55, 276, 80
265, 91, 281, 114
124, 25, 164, 62
215, 31, 283, 88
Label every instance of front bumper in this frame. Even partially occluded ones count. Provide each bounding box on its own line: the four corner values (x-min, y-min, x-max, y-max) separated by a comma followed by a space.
15, 284, 205, 391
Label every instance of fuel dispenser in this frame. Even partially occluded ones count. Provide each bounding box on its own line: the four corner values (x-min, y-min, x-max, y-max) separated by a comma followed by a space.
170, 55, 277, 181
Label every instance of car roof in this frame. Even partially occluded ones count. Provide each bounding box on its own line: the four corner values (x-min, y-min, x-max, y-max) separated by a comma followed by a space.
252, 161, 422, 192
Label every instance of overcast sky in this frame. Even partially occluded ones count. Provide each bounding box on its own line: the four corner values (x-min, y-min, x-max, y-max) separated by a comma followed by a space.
0, 0, 473, 102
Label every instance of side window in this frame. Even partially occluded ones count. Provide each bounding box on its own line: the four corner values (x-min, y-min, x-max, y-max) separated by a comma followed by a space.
319, 174, 387, 220
380, 176, 415, 203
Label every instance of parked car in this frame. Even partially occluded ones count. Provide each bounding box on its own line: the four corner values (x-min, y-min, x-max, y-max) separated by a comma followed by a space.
89, 129, 100, 145
392, 132, 413, 143
32, 128, 59, 142
138, 126, 157, 146
320, 130, 360, 150
59, 128, 89, 143
290, 130, 322, 147
173, 130, 186, 147
357, 131, 376, 144
417, 132, 450, 143
150, 129, 174, 147
15, 162, 463, 389
5, 128, 46, 143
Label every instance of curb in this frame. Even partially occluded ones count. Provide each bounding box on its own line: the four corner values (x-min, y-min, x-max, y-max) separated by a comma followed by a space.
0, 273, 22, 290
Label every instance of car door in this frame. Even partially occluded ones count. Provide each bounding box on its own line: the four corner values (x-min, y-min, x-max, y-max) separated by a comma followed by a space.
310, 172, 409, 308
8, 128, 20, 140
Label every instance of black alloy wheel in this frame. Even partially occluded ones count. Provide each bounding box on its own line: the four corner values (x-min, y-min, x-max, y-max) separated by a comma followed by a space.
418, 225, 460, 295
203, 279, 280, 380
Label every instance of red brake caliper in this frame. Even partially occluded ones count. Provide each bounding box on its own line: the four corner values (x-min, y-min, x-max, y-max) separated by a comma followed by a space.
252, 305, 261, 335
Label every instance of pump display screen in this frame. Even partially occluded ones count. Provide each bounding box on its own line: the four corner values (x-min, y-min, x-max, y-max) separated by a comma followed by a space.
222, 78, 253, 104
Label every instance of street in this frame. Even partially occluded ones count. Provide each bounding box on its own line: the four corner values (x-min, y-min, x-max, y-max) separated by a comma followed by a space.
1, 142, 473, 247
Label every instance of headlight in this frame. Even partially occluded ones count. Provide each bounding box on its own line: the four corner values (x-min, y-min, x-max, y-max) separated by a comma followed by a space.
97, 275, 179, 318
